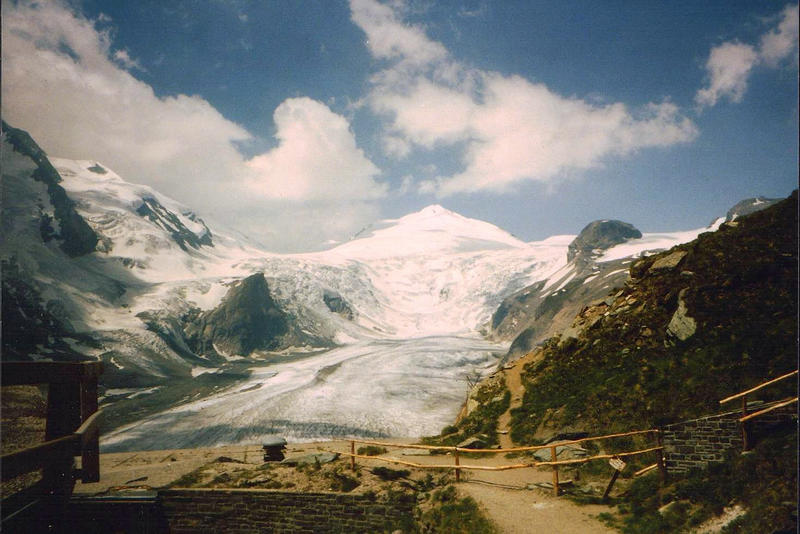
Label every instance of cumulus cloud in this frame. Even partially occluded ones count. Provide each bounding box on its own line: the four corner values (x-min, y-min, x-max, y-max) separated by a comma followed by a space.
2, 0, 383, 251
695, 42, 759, 107
246, 98, 384, 201
696, 4, 798, 108
350, 0, 697, 197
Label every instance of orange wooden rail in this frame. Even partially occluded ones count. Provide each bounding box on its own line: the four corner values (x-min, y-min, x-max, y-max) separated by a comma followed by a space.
341, 432, 664, 496
718, 369, 798, 450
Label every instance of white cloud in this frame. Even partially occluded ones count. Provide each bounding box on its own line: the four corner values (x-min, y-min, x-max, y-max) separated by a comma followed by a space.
696, 4, 798, 108
246, 97, 385, 201
1, 0, 382, 251
695, 42, 759, 107
350, 0, 697, 197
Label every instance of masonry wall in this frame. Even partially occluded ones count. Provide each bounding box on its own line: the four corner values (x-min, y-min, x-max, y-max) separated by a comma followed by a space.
159, 488, 414, 534
662, 406, 797, 475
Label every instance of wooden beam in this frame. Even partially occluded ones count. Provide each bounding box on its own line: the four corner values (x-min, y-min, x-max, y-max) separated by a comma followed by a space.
739, 397, 798, 422
720, 370, 798, 405
1, 435, 78, 481
1, 361, 103, 386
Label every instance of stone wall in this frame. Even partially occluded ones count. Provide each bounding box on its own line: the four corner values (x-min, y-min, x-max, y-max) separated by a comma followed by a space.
662, 405, 797, 475
159, 488, 414, 533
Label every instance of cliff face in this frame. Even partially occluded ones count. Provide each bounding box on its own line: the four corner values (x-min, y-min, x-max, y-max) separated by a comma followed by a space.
184, 273, 290, 357
2, 121, 98, 257
509, 191, 797, 442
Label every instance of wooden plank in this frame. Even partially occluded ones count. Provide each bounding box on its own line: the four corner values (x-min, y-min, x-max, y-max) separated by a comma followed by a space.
75, 410, 102, 482
602, 469, 621, 501
739, 397, 798, 422
720, 370, 798, 404
1, 435, 78, 480
550, 446, 559, 497
634, 463, 658, 477
1, 361, 103, 386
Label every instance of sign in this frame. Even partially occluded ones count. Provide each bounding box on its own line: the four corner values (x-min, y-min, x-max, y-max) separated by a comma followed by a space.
609, 457, 627, 471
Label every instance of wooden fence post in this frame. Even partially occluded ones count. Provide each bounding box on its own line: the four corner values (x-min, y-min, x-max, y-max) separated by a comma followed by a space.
550, 446, 559, 497
740, 396, 750, 451
454, 448, 461, 482
350, 441, 356, 471
656, 430, 667, 482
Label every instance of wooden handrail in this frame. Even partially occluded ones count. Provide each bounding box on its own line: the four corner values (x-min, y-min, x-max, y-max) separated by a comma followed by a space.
332, 445, 663, 472
719, 370, 798, 404
739, 397, 798, 422
1, 435, 79, 481
1, 361, 103, 385
75, 409, 102, 444
349, 428, 659, 454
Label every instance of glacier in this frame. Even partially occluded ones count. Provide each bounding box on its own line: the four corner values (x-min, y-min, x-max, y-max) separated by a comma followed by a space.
3, 144, 715, 450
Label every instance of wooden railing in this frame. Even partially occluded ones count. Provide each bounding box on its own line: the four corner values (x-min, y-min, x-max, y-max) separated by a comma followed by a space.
1, 361, 103, 492
719, 369, 798, 450
330, 429, 664, 497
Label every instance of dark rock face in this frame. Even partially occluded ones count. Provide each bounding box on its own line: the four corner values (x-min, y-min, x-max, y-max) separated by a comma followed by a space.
2, 120, 98, 256
136, 197, 213, 251
567, 220, 642, 262
725, 197, 781, 222
184, 273, 289, 357
323, 291, 354, 320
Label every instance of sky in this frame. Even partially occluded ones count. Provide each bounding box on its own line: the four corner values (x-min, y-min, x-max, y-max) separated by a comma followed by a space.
2, 0, 798, 252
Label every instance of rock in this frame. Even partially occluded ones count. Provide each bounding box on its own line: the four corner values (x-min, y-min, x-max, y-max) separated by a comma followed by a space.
184, 273, 290, 357
532, 442, 589, 461
323, 291, 355, 320
457, 436, 488, 449
666, 288, 696, 341
649, 250, 688, 273
280, 452, 339, 467
567, 220, 642, 262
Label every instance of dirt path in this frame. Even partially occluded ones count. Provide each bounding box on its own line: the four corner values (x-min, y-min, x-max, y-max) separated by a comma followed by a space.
497, 350, 539, 449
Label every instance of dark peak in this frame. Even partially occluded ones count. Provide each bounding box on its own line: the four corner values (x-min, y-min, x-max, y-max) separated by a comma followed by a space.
725, 196, 782, 222
567, 220, 642, 262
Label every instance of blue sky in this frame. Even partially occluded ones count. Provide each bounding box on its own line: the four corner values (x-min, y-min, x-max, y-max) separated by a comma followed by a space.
2, 1, 797, 251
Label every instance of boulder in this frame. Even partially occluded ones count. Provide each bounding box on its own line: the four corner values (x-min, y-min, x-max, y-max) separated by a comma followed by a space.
457, 436, 488, 449
666, 288, 696, 341
649, 250, 688, 273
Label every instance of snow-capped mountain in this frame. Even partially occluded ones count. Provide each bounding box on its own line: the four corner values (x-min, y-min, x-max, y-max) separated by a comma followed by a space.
2, 122, 750, 449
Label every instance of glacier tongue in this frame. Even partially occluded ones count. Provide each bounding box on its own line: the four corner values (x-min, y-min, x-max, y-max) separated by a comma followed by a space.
101, 336, 503, 451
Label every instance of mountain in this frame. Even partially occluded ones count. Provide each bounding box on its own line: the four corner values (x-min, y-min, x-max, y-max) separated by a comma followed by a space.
501, 191, 798, 441
487, 216, 724, 361
5, 122, 776, 447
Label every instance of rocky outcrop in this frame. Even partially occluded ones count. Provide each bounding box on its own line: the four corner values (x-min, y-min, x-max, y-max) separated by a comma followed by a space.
2, 120, 98, 256
184, 273, 289, 357
323, 291, 354, 320
567, 220, 642, 262
666, 288, 696, 342
725, 197, 781, 222
507, 191, 798, 443
136, 196, 213, 251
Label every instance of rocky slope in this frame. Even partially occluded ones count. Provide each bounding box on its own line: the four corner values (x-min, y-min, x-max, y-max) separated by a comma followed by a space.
489, 219, 682, 361
503, 191, 797, 443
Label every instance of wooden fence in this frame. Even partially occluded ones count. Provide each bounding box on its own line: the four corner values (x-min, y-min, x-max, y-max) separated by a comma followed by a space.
719, 369, 798, 450
1, 361, 103, 514
327, 429, 665, 497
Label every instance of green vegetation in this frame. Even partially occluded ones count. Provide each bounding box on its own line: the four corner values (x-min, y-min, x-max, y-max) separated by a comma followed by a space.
357, 445, 388, 456
425, 377, 510, 448
511, 192, 798, 441
417, 485, 499, 534
371, 466, 410, 481
601, 427, 797, 533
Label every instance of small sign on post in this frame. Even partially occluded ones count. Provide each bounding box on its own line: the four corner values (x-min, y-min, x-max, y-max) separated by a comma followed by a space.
603, 457, 626, 502
609, 457, 626, 472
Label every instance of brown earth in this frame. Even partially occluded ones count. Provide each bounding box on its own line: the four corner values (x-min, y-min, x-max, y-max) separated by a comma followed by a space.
73, 439, 615, 533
